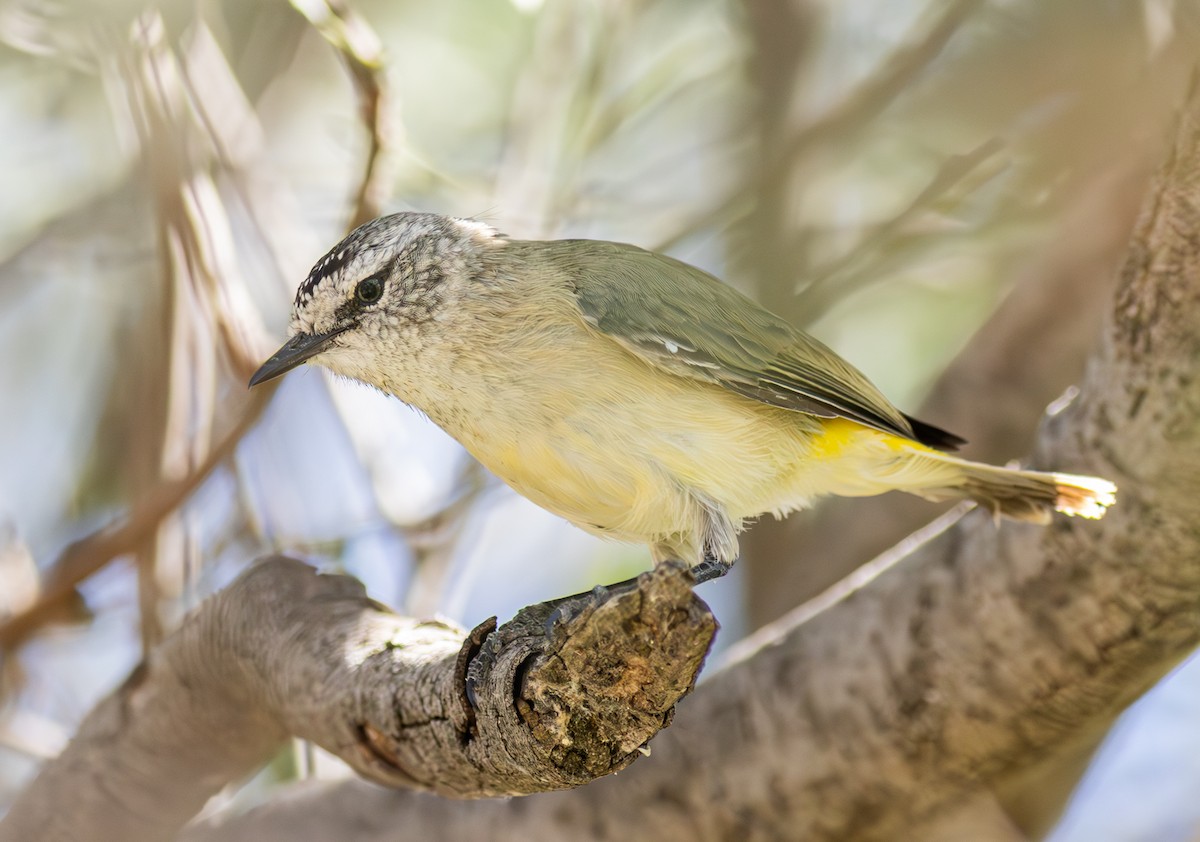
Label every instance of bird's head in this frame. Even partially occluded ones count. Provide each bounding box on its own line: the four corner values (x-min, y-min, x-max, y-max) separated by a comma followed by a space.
249, 212, 501, 389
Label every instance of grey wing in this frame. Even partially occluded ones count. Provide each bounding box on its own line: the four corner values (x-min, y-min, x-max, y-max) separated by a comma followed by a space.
523, 238, 950, 444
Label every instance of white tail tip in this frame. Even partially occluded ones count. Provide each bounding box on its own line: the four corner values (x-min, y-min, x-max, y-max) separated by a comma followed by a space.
1053, 473, 1117, 519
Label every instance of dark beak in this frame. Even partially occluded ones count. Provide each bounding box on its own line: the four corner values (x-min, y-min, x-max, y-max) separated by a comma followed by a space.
248, 327, 347, 388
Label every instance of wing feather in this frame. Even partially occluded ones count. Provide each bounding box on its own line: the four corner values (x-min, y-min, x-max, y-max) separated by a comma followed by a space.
512, 239, 963, 449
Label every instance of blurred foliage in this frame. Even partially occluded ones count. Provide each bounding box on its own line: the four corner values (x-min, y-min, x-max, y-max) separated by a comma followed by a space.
0, 0, 1197, 835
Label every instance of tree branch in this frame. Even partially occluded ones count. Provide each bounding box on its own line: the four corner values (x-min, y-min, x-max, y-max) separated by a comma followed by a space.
0, 1, 394, 655
0, 388, 272, 653
0, 558, 714, 842
176, 75, 1200, 842
288, 0, 395, 229
779, 0, 984, 169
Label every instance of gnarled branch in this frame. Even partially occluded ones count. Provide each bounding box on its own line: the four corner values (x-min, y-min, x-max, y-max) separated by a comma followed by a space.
0, 559, 714, 842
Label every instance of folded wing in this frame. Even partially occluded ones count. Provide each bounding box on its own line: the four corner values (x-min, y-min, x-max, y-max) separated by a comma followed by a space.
522, 238, 963, 451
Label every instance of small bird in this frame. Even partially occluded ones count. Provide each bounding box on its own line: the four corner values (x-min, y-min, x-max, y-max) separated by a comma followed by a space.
250, 212, 1115, 581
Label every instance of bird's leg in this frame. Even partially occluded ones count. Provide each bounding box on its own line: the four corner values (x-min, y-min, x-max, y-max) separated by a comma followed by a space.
546, 552, 732, 611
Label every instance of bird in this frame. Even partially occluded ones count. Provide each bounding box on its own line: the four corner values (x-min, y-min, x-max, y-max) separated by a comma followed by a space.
249, 212, 1116, 582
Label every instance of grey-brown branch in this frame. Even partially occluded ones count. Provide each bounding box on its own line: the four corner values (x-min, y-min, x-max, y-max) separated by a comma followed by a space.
0, 558, 715, 842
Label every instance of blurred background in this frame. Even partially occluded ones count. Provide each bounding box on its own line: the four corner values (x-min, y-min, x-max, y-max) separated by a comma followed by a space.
0, 0, 1197, 837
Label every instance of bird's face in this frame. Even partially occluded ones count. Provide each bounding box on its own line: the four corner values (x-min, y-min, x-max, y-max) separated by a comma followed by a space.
249, 212, 500, 389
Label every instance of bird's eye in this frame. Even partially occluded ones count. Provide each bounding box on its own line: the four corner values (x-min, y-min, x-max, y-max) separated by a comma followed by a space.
355, 276, 384, 305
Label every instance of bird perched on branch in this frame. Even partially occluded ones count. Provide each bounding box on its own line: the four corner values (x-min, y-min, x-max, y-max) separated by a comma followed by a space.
250, 212, 1115, 582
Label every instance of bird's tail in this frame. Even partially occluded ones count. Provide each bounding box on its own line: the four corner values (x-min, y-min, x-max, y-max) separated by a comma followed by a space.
906, 451, 1116, 523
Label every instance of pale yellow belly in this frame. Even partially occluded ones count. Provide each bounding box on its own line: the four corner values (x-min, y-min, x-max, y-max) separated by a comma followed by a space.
434, 324, 938, 561
455, 357, 828, 547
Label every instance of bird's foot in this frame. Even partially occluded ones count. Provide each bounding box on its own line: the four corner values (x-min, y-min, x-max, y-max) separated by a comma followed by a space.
689, 556, 733, 584
544, 582, 632, 638
542, 555, 735, 637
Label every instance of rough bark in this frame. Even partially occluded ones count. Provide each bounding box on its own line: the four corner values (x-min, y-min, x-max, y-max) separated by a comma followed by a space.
0, 559, 715, 842
168, 81, 1200, 840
